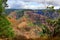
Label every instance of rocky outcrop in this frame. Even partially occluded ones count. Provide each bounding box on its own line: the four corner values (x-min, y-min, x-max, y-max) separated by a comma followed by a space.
7, 10, 55, 39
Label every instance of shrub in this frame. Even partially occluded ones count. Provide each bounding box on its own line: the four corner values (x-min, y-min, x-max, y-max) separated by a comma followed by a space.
0, 16, 15, 38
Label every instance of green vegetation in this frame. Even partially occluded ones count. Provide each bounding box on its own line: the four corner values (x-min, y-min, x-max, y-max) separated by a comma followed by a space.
16, 10, 24, 19
0, 0, 15, 38
57, 9, 60, 13
37, 24, 51, 37
0, 16, 14, 38
47, 18, 60, 36
47, 6, 55, 12
0, 0, 3, 14
54, 18, 60, 36
27, 21, 35, 27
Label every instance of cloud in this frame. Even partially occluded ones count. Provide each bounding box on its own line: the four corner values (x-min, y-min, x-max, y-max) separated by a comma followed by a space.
7, 0, 26, 9
23, 3, 46, 9
7, 0, 60, 9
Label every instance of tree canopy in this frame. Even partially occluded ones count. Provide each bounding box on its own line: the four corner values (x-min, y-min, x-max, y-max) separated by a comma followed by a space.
0, 0, 7, 15
0, 0, 15, 38
47, 6, 55, 12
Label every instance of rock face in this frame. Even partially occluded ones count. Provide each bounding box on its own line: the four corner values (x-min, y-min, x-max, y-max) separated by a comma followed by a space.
12, 16, 43, 39
24, 11, 48, 24
7, 10, 54, 39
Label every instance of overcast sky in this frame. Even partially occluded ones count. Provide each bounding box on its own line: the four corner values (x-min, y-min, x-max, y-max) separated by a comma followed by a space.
7, 0, 60, 9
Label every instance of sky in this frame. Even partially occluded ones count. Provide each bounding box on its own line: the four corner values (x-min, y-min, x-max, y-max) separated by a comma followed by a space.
7, 0, 60, 9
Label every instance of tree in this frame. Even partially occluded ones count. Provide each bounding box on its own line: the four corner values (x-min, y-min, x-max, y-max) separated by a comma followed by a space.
54, 18, 60, 36
0, 16, 14, 38
47, 18, 60, 36
0, 0, 3, 14
47, 6, 55, 12
0, 0, 14, 38
0, 0, 8, 15
57, 9, 60, 13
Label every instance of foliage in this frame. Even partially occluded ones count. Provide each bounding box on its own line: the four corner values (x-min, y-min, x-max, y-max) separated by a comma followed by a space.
54, 18, 60, 36
2, 0, 8, 7
46, 18, 60, 36
16, 10, 24, 19
57, 9, 60, 13
47, 6, 55, 12
40, 24, 51, 35
27, 21, 35, 27
0, 16, 15, 38
0, 0, 3, 14
0, 0, 8, 15
0, 0, 15, 38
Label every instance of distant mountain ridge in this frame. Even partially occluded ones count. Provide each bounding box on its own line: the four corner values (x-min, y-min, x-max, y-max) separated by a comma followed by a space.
5, 9, 60, 19
5, 9, 44, 14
